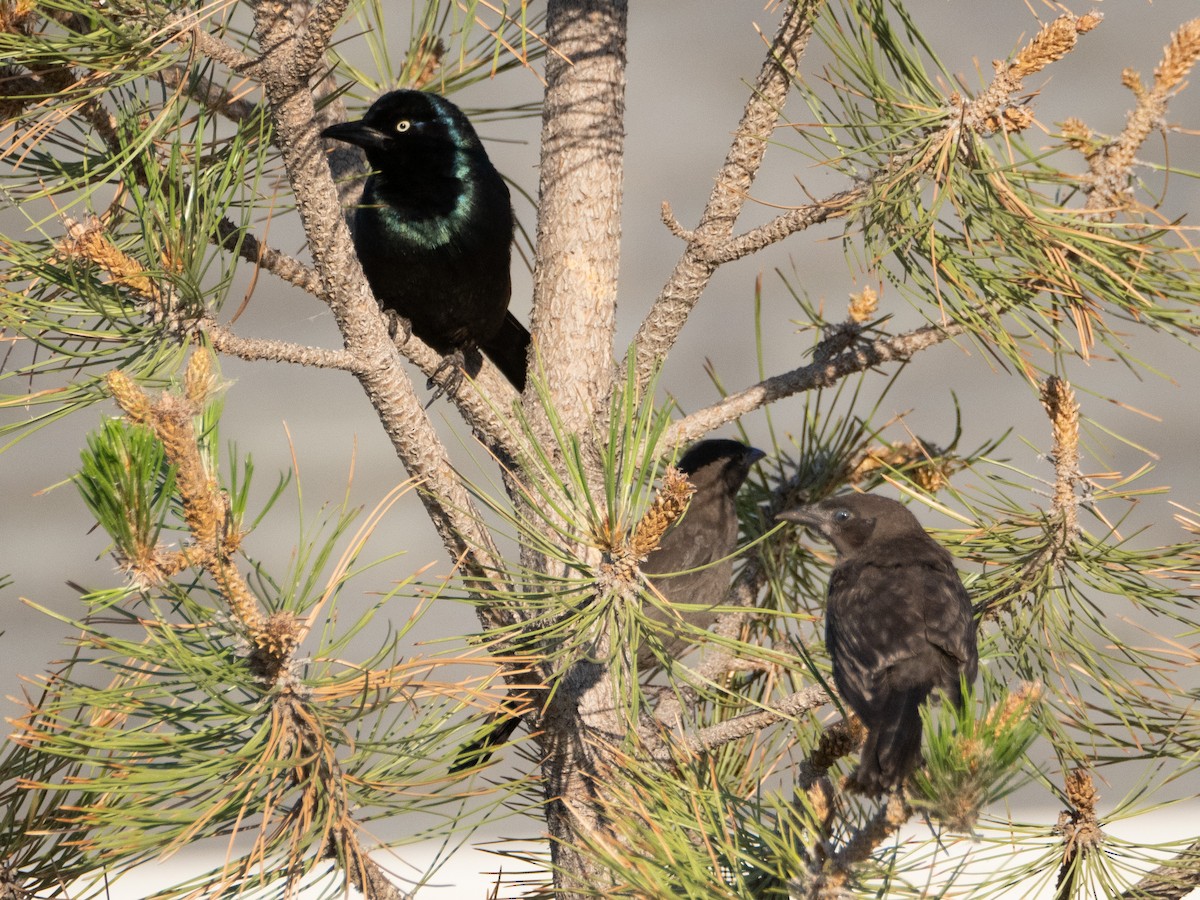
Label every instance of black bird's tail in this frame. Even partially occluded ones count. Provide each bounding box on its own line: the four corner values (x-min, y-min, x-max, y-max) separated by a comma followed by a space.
854, 688, 927, 795
480, 311, 530, 392
449, 707, 523, 773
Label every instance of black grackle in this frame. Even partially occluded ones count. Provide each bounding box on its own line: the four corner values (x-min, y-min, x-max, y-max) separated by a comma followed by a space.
322, 90, 529, 391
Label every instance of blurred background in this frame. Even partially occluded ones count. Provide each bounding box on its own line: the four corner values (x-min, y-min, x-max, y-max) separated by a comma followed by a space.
3, 0, 1199, 895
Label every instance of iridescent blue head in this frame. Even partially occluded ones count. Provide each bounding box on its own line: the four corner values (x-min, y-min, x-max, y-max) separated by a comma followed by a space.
321, 90, 488, 178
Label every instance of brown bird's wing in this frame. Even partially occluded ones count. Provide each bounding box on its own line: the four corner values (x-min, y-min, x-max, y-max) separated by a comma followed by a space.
826, 535, 978, 791
639, 471, 741, 662
918, 551, 978, 702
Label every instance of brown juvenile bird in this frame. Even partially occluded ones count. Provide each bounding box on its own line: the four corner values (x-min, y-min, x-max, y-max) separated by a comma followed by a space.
778, 493, 977, 794
450, 439, 763, 772
639, 439, 765, 665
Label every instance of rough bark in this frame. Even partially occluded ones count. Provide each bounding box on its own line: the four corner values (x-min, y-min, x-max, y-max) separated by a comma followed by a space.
528, 0, 626, 430
247, 1, 505, 593
529, 1, 629, 895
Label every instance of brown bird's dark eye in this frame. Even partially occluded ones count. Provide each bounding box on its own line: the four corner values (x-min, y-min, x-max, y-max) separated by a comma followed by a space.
833, 508, 851, 523
395, 120, 411, 133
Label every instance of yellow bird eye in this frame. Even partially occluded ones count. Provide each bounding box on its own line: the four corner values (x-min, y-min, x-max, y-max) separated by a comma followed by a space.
395, 120, 411, 133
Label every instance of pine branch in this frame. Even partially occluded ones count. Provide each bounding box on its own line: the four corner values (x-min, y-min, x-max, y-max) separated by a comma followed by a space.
628, 0, 821, 391
212, 216, 323, 295
247, 0, 512, 588
663, 323, 964, 449
1118, 837, 1200, 900
165, 8, 260, 75
661, 686, 829, 760
203, 319, 364, 372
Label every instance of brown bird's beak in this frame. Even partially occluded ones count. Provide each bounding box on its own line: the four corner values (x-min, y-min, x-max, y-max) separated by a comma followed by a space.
777, 505, 821, 528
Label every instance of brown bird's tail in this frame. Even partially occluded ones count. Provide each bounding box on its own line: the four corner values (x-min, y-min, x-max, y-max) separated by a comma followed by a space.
480, 311, 530, 391
854, 688, 927, 795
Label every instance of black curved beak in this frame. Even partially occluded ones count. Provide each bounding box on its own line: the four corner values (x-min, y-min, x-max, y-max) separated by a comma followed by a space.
320, 121, 390, 151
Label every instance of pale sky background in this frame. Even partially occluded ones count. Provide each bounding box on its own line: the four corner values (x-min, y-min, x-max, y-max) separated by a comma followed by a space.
3, 1, 1200, 896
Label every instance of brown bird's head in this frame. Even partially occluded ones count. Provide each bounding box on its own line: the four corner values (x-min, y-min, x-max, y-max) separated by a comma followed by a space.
676, 439, 765, 495
777, 492, 925, 557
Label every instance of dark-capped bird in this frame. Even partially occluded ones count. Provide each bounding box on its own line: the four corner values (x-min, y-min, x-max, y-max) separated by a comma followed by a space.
639, 439, 765, 664
321, 90, 530, 391
450, 439, 764, 772
778, 493, 977, 795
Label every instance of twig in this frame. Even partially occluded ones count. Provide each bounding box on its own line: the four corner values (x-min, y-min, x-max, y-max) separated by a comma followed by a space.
203, 319, 364, 373
1079, 18, 1200, 215
696, 189, 858, 266
657, 685, 829, 761
976, 376, 1083, 621
662, 324, 964, 450
291, 0, 352, 78
959, 13, 1102, 137
165, 10, 259, 75
158, 62, 261, 126
830, 793, 910, 875
1118, 837, 1200, 900
1040, 376, 1082, 542
627, 0, 821, 392
1055, 768, 1105, 900
212, 216, 322, 295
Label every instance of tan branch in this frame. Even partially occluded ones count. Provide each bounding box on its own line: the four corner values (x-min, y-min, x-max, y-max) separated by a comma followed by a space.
165, 9, 259, 75
663, 324, 963, 450
213, 216, 323, 295
158, 62, 261, 126
203, 319, 364, 372
830, 793, 910, 878
627, 0, 822, 391
291, 0, 352, 78
1082, 18, 1200, 215
1118, 837, 1200, 900
659, 685, 829, 761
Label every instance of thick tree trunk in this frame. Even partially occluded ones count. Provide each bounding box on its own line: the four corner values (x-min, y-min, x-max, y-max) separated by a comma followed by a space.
529, 1, 629, 895
529, 0, 626, 429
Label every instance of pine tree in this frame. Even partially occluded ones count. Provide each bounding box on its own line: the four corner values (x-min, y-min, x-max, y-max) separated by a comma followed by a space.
3, 1, 1200, 897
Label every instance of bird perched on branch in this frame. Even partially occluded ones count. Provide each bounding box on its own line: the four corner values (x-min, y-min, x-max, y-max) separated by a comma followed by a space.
639, 439, 765, 665
321, 89, 530, 391
778, 493, 977, 794
450, 439, 764, 772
